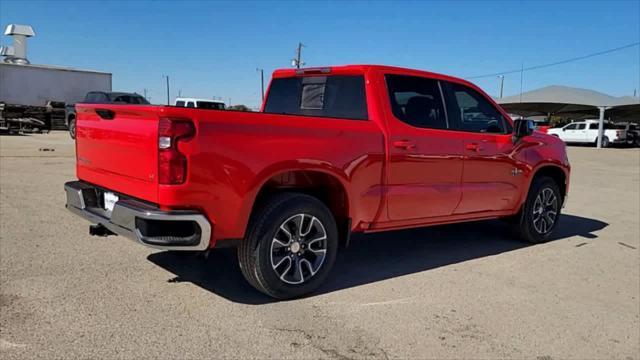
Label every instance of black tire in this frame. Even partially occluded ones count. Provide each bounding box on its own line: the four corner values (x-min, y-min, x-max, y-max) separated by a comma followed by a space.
68, 117, 76, 139
595, 136, 609, 148
514, 176, 562, 243
238, 193, 338, 299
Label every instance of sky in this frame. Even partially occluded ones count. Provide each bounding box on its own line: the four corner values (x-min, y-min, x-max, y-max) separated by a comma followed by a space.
1, 0, 639, 107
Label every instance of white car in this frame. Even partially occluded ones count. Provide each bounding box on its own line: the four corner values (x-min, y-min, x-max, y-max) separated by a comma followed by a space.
547, 120, 624, 147
174, 97, 225, 110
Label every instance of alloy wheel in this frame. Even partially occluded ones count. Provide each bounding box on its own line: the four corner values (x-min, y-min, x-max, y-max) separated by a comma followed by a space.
532, 187, 558, 234
270, 213, 328, 285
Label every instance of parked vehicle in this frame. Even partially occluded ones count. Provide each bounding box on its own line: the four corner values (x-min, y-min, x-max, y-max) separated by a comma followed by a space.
174, 97, 226, 110
533, 119, 550, 134
1, 24, 112, 134
612, 122, 640, 147
1, 61, 111, 134
64, 65, 570, 299
66, 92, 150, 139
547, 120, 625, 147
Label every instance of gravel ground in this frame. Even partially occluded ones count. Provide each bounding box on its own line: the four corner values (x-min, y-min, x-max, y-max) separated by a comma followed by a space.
1, 131, 638, 359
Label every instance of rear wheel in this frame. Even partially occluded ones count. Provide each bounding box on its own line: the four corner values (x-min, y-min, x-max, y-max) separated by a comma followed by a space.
514, 176, 561, 243
68, 117, 76, 139
238, 193, 338, 299
595, 136, 609, 148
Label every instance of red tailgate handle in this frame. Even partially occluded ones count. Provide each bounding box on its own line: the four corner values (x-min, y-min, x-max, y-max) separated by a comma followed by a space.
95, 109, 115, 120
466, 143, 481, 151
393, 140, 416, 150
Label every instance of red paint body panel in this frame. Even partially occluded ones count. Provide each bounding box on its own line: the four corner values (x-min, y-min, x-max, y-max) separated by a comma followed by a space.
74, 65, 570, 248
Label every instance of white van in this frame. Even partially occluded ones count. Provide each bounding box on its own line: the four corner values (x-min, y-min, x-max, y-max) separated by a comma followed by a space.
174, 98, 225, 110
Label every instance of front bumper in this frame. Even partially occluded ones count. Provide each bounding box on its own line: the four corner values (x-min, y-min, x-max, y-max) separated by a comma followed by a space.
64, 181, 211, 251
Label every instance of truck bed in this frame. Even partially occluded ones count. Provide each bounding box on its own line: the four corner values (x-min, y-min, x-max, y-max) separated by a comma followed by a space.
75, 103, 385, 242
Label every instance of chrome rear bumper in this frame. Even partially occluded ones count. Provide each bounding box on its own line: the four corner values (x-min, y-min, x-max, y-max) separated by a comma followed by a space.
64, 181, 211, 251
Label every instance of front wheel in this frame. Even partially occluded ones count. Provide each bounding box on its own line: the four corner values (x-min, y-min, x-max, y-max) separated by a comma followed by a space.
514, 176, 561, 243
238, 193, 338, 299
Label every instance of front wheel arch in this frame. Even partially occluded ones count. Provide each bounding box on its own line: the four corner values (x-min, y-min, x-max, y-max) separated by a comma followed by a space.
527, 165, 567, 204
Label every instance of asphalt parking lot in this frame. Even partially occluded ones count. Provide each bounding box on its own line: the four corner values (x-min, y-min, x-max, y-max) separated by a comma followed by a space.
1, 131, 638, 359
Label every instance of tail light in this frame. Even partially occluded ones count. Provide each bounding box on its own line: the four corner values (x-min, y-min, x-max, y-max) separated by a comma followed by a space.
158, 118, 195, 184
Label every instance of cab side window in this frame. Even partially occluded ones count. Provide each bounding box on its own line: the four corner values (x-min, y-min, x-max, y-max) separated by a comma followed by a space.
444, 82, 508, 134
186, 102, 195, 108
565, 124, 578, 130
576, 124, 586, 130
385, 75, 448, 129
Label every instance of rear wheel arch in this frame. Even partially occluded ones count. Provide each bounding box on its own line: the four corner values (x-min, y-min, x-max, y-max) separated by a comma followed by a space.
248, 169, 351, 246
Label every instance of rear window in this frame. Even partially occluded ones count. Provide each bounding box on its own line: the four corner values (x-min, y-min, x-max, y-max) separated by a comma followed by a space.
264, 75, 368, 120
196, 101, 225, 110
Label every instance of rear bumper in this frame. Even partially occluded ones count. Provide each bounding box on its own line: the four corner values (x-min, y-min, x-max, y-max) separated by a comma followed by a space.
64, 181, 211, 251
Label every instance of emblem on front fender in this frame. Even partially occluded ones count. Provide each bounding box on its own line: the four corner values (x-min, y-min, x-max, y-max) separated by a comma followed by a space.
511, 168, 523, 176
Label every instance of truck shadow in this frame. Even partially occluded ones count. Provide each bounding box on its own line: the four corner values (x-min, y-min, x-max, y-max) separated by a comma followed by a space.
147, 214, 607, 305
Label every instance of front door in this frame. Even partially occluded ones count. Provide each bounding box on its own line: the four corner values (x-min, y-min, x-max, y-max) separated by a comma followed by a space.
442, 81, 525, 214
561, 123, 580, 142
384, 74, 464, 221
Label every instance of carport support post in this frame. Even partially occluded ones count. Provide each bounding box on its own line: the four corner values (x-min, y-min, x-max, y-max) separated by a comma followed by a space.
596, 106, 606, 148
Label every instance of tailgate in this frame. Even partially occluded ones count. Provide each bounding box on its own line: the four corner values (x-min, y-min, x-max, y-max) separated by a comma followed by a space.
75, 104, 160, 203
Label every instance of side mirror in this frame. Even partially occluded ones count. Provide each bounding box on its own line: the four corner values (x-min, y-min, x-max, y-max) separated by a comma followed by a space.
513, 119, 534, 141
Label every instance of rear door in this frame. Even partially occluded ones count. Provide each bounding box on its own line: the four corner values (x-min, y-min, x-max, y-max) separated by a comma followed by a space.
588, 122, 600, 142
75, 104, 159, 202
442, 81, 524, 214
384, 74, 464, 220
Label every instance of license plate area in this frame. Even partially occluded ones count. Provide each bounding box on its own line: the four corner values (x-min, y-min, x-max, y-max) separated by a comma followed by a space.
103, 191, 119, 213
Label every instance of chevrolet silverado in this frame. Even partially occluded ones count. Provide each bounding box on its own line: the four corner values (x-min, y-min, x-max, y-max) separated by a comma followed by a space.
65, 65, 570, 299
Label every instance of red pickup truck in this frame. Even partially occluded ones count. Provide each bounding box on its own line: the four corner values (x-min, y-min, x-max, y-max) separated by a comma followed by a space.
65, 65, 570, 299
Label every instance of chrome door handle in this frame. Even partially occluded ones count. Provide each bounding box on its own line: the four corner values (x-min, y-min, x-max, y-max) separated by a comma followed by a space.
466, 143, 481, 152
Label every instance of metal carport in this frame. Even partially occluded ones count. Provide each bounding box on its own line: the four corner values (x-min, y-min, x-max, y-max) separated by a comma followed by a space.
497, 86, 639, 148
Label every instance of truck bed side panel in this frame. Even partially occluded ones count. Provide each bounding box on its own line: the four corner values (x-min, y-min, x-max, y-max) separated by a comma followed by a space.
154, 107, 385, 241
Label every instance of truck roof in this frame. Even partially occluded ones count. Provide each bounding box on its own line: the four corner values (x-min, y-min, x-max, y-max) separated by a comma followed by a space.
272, 64, 473, 87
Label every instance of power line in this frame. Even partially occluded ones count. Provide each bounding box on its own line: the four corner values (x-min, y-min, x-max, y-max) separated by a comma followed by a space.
467, 42, 640, 79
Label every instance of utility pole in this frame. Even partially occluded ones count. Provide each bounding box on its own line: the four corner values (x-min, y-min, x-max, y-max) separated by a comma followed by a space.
162, 75, 170, 105
519, 62, 524, 103
291, 42, 305, 68
143, 88, 149, 100
256, 68, 265, 102
497, 75, 504, 99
